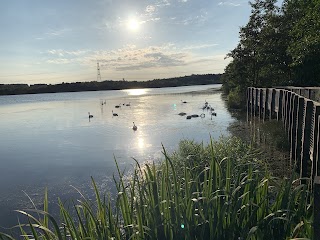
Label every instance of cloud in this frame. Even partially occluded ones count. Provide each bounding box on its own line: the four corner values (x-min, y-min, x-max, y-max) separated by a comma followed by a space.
218, 1, 241, 7
182, 43, 219, 50
171, 9, 208, 26
45, 28, 70, 37
145, 5, 156, 13
155, 0, 170, 7
46, 49, 88, 57
43, 43, 226, 75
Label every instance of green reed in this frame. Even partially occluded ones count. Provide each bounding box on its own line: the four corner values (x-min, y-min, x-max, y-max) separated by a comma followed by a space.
0, 137, 313, 239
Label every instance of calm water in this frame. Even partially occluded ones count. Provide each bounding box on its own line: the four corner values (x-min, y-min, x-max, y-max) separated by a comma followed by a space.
0, 84, 235, 228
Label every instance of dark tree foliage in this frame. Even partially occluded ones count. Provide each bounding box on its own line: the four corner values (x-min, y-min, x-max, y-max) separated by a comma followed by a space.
223, 0, 320, 107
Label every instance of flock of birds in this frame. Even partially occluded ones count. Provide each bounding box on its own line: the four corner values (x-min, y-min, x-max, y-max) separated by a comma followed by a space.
88, 100, 137, 131
87, 99, 217, 131
178, 100, 217, 120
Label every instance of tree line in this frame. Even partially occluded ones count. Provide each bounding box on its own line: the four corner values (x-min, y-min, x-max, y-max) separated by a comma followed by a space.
222, 0, 320, 108
0, 74, 221, 95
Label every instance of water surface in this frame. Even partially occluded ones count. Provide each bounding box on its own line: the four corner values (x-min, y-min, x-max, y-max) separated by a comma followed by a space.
0, 84, 234, 227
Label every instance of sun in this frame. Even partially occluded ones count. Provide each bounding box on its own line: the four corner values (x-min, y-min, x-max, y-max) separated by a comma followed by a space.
127, 18, 140, 32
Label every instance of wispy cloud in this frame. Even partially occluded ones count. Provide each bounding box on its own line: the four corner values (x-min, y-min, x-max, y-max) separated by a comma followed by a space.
182, 43, 219, 50
45, 28, 70, 37
155, 0, 171, 7
46, 49, 88, 57
218, 1, 241, 7
171, 9, 208, 26
35, 28, 70, 40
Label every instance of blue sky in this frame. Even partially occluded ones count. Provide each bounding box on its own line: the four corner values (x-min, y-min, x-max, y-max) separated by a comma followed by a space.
0, 0, 252, 84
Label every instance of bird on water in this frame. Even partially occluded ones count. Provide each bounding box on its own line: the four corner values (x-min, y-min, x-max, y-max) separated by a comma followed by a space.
112, 110, 118, 116
88, 112, 93, 118
132, 122, 137, 131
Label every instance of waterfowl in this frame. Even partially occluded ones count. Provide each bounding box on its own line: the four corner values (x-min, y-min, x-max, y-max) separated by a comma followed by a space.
115, 104, 121, 108
112, 110, 118, 116
186, 115, 192, 119
178, 112, 187, 116
132, 122, 137, 131
191, 114, 199, 118
126, 102, 131, 106
88, 112, 93, 118
181, 100, 187, 103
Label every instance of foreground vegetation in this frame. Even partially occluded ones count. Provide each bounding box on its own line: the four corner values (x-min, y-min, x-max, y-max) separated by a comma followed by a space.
222, 0, 320, 108
0, 137, 313, 239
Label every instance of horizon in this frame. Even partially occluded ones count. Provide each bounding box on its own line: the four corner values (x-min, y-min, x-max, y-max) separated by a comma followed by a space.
1, 72, 221, 87
0, 0, 253, 85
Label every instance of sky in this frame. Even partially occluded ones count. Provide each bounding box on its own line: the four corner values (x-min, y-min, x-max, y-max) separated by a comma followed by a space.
0, 0, 253, 85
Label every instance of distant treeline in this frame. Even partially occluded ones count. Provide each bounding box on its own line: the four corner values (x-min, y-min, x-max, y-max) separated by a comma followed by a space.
0, 74, 221, 96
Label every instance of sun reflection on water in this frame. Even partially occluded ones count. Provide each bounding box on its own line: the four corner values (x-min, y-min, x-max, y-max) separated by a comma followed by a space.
123, 89, 148, 96
138, 137, 144, 149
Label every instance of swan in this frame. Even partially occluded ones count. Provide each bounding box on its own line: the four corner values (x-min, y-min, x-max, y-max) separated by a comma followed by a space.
112, 110, 118, 116
132, 122, 137, 131
88, 112, 93, 118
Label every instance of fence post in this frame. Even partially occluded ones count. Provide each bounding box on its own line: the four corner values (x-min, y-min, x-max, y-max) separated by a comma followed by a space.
314, 176, 320, 239
271, 89, 276, 119
290, 94, 299, 165
295, 97, 305, 171
310, 105, 320, 182
264, 88, 269, 120
278, 90, 284, 120
254, 88, 260, 117
259, 89, 263, 119
300, 100, 313, 184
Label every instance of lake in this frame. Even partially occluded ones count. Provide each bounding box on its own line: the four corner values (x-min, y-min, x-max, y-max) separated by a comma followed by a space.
0, 84, 235, 228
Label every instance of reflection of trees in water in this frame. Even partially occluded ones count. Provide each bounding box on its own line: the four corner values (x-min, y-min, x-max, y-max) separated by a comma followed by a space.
228, 110, 291, 178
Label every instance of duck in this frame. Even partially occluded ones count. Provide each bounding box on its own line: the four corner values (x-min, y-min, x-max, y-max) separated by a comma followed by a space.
132, 122, 137, 131
178, 112, 187, 116
181, 100, 187, 103
186, 115, 192, 119
126, 102, 131, 106
88, 112, 93, 118
115, 104, 121, 108
112, 110, 118, 116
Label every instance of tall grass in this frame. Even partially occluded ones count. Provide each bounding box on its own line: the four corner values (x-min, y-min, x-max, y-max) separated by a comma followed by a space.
0, 137, 313, 239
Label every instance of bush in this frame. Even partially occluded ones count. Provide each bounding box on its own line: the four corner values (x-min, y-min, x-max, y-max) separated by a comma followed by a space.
227, 87, 246, 109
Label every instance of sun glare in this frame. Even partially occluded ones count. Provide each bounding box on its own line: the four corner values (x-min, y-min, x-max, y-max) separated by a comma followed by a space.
127, 18, 140, 31
124, 89, 148, 96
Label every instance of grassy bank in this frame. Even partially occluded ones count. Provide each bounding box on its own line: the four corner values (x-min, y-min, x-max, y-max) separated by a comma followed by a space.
0, 137, 313, 239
